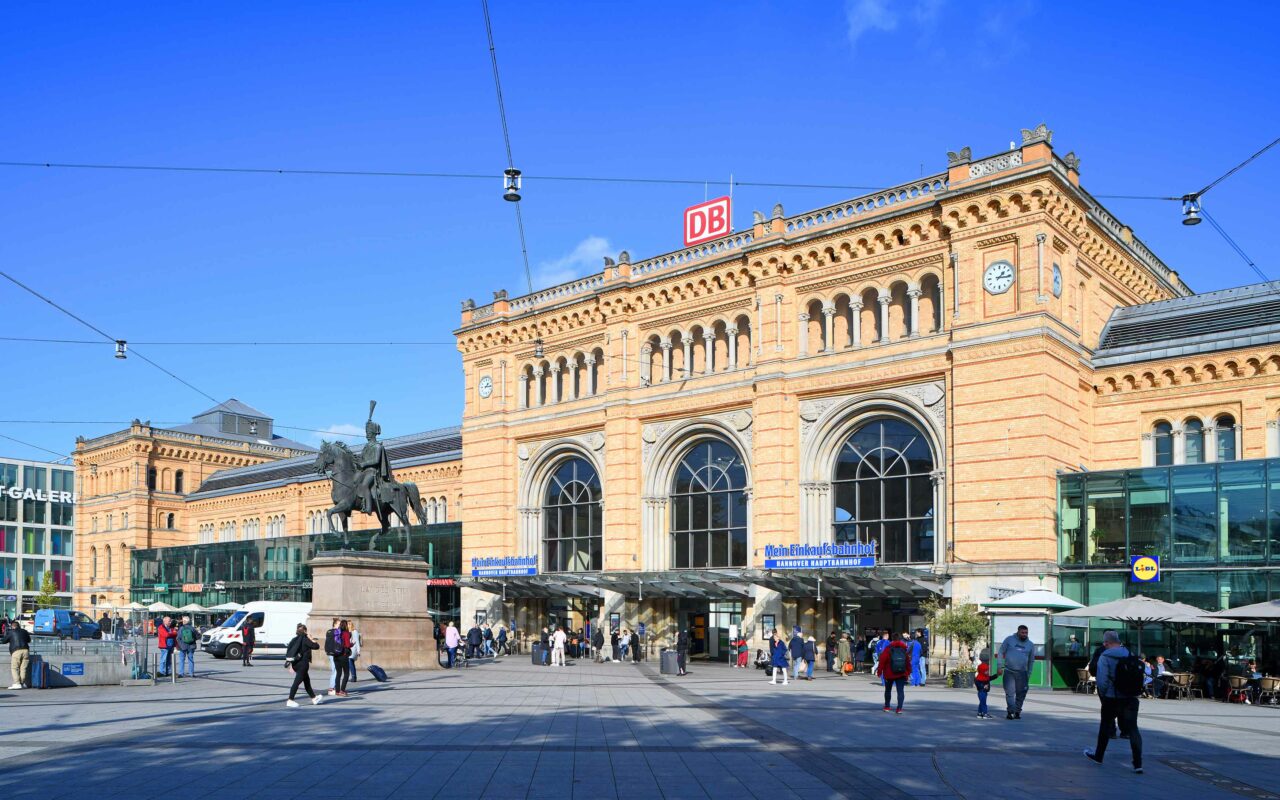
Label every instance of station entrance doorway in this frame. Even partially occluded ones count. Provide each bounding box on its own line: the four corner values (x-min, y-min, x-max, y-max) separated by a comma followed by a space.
677, 599, 743, 660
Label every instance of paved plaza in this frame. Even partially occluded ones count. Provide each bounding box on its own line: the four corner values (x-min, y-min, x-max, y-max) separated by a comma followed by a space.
1, 655, 1277, 800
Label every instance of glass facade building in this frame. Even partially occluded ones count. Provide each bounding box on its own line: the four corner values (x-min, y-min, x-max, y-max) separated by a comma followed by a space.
0, 456, 77, 618
1057, 458, 1280, 671
130, 523, 462, 620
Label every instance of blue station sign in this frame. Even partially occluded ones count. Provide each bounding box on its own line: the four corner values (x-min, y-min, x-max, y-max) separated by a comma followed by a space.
471, 555, 538, 578
764, 543, 877, 570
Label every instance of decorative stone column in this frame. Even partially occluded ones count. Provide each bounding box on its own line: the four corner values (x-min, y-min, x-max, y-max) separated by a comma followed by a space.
850, 302, 863, 347
640, 344, 653, 386
877, 291, 891, 343
585, 354, 597, 396
1140, 432, 1154, 467
907, 286, 922, 337
726, 326, 739, 370
929, 469, 946, 565
660, 338, 672, 383
517, 506, 543, 556
517, 374, 528, 409
533, 367, 545, 406
822, 303, 836, 352
641, 496, 670, 571
568, 362, 578, 402
800, 481, 831, 545
550, 364, 562, 404
703, 331, 715, 374
1267, 419, 1279, 458
798, 312, 810, 356
1172, 427, 1185, 465
682, 335, 694, 379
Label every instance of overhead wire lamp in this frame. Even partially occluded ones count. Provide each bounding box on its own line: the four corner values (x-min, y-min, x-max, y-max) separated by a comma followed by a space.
503, 168, 522, 202
114, 339, 128, 359
1180, 195, 1202, 226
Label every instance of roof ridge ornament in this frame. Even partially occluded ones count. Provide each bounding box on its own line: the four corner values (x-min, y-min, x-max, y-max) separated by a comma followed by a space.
1021, 123, 1053, 146
946, 146, 972, 167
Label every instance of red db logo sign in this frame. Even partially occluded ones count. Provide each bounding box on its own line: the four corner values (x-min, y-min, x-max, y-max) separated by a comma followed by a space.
684, 196, 731, 246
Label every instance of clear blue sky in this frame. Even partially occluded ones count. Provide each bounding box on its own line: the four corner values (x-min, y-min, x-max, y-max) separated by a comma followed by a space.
2, 1, 1278, 461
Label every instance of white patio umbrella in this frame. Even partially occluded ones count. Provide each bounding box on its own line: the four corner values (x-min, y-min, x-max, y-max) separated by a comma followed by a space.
207, 601, 243, 612
147, 601, 179, 613
981, 587, 1083, 612
124, 602, 147, 610
177, 603, 208, 613
1057, 595, 1213, 654
1206, 599, 1280, 622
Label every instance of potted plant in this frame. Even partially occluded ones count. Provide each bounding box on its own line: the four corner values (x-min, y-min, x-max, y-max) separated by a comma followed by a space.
923, 598, 988, 689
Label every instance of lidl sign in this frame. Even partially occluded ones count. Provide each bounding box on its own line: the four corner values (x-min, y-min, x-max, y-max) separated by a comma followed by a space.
1130, 555, 1160, 583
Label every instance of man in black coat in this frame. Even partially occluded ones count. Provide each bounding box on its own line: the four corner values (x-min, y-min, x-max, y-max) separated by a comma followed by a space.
592, 627, 606, 662
466, 624, 483, 659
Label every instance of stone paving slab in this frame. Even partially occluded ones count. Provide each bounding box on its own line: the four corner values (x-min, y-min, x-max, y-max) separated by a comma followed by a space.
1, 656, 1278, 799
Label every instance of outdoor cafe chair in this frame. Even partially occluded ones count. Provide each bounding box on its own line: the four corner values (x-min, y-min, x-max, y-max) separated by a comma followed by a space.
1259, 677, 1280, 706
1165, 672, 1191, 700
1226, 675, 1249, 704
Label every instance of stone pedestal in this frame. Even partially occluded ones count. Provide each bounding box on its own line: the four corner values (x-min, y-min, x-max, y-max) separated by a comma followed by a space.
307, 550, 438, 672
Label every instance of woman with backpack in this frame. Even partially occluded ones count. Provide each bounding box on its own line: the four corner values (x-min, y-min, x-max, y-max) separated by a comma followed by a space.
284, 623, 322, 707
878, 633, 912, 713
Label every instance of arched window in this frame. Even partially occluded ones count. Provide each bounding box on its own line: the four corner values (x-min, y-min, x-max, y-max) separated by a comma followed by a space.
670, 440, 748, 569
1215, 414, 1237, 462
1184, 418, 1205, 464
105, 544, 112, 578
439, 497, 448, 523
542, 457, 602, 572
146, 467, 157, 491
175, 470, 185, 494
91, 546, 98, 580
1153, 421, 1174, 466
122, 512, 128, 530
832, 418, 935, 564
166, 513, 175, 529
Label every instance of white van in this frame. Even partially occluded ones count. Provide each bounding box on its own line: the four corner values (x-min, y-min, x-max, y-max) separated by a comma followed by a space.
201, 601, 311, 659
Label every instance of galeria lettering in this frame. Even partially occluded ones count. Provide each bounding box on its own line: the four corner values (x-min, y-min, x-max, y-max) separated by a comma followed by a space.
0, 485, 76, 503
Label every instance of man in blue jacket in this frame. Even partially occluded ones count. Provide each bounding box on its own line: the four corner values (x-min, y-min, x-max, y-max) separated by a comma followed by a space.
789, 627, 806, 682
1084, 630, 1143, 773
873, 630, 891, 685
998, 625, 1036, 719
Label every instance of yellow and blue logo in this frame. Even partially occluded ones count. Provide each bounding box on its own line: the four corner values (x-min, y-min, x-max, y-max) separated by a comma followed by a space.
1130, 555, 1161, 583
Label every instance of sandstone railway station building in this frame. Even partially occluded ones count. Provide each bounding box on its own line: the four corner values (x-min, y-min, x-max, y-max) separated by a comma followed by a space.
70, 126, 1280, 663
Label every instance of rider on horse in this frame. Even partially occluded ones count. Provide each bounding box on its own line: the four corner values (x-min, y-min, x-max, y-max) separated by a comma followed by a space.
357, 403, 393, 515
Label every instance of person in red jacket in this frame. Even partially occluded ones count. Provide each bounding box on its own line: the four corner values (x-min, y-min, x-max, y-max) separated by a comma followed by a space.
878, 632, 912, 714
156, 616, 178, 677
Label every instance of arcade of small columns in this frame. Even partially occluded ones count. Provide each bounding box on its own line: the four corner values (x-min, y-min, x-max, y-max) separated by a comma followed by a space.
798, 274, 944, 355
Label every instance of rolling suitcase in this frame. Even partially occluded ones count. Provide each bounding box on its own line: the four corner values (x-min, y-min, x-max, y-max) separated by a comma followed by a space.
30, 654, 50, 689
367, 664, 389, 682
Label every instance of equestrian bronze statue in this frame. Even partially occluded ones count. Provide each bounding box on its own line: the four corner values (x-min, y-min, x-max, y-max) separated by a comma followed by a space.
313, 401, 429, 553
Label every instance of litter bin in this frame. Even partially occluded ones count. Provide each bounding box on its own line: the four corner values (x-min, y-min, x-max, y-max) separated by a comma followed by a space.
660, 649, 680, 675
532, 644, 548, 666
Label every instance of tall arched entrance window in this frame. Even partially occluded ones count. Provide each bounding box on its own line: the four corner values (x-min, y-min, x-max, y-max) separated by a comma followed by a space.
670, 440, 748, 569
832, 417, 935, 564
542, 457, 602, 572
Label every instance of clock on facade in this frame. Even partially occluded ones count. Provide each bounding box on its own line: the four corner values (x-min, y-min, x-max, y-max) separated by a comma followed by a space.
477, 375, 493, 399
1052, 263, 1063, 298
983, 260, 1015, 294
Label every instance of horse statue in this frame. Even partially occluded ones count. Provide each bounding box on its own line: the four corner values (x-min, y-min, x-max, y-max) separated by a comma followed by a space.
313, 440, 428, 554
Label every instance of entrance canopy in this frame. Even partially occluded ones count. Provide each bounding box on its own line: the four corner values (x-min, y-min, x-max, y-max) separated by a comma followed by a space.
462, 566, 942, 601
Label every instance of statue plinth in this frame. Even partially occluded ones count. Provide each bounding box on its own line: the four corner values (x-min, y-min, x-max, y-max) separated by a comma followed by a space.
307, 550, 438, 672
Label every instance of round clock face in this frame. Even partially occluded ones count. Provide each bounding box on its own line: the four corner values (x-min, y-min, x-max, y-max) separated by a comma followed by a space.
1052, 263, 1062, 297
983, 260, 1015, 294
477, 375, 493, 399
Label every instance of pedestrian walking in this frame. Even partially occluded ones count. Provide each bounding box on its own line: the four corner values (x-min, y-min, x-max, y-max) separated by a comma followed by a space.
176, 615, 198, 678
872, 630, 890, 685
482, 624, 494, 657
325, 619, 352, 696
769, 631, 789, 685
620, 629, 630, 661
610, 628, 621, 663
241, 618, 256, 666
539, 626, 551, 665
348, 621, 361, 682
736, 635, 750, 669
324, 616, 340, 688
837, 633, 852, 677
551, 626, 567, 666
3, 619, 31, 689
789, 627, 806, 682
803, 636, 817, 680
916, 628, 930, 684
997, 624, 1037, 719
496, 625, 509, 656
676, 629, 689, 676
466, 623, 482, 659
592, 625, 606, 662
1084, 630, 1144, 773
156, 615, 178, 677
284, 623, 322, 707
907, 630, 924, 686
825, 631, 838, 672
879, 633, 911, 713
975, 653, 999, 718
444, 621, 461, 668
631, 629, 641, 663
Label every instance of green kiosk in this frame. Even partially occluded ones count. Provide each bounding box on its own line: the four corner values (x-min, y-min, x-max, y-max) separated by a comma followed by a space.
983, 587, 1085, 690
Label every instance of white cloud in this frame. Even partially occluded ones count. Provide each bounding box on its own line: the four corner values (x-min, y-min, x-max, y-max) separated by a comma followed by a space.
311, 423, 363, 445
844, 0, 946, 51
534, 236, 611, 288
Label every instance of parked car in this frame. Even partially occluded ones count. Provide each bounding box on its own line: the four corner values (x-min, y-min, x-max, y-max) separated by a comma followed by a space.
201, 601, 311, 660
33, 609, 102, 639
15, 611, 36, 633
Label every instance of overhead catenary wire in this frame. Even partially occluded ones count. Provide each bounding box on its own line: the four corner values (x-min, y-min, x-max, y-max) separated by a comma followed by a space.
480, 0, 533, 294
1190, 135, 1280, 199
0, 158, 1175, 199
1200, 208, 1276, 287
0, 431, 72, 461
0, 336, 457, 345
